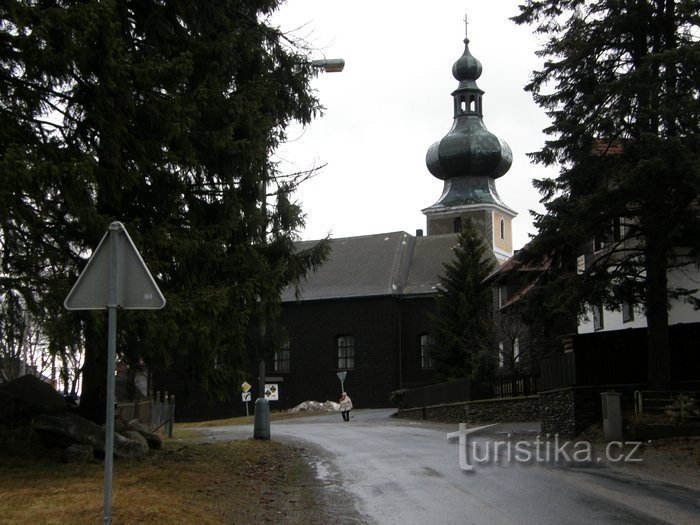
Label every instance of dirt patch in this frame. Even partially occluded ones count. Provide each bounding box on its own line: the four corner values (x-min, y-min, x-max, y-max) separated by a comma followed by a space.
577, 423, 700, 491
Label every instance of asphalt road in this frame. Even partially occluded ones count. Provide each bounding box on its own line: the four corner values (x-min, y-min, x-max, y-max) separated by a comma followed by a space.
199, 409, 700, 524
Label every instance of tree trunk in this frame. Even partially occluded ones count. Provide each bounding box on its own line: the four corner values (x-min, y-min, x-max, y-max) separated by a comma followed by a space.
645, 239, 671, 389
78, 314, 108, 424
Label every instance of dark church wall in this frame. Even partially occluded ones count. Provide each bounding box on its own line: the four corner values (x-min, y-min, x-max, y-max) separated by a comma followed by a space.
278, 296, 401, 409
399, 295, 440, 388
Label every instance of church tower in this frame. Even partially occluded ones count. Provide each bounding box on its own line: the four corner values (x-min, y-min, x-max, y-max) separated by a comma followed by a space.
423, 21, 516, 264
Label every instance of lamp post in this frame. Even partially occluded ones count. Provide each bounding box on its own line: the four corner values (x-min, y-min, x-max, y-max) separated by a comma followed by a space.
253, 56, 344, 440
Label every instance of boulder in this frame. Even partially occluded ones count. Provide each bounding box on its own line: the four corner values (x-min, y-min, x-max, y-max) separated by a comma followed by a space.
117, 430, 149, 458
0, 375, 68, 423
32, 412, 149, 459
32, 412, 105, 451
127, 419, 163, 450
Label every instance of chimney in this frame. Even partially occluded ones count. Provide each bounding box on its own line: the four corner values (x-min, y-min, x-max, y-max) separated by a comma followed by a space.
416, 229, 424, 237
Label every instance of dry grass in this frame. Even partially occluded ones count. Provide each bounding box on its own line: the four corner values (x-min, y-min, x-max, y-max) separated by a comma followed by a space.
174, 409, 324, 430
0, 433, 324, 524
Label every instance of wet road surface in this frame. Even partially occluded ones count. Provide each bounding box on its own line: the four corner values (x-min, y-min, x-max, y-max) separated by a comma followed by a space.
198, 409, 700, 524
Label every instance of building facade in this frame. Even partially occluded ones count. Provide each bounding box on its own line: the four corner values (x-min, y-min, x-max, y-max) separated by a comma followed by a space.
265, 26, 519, 411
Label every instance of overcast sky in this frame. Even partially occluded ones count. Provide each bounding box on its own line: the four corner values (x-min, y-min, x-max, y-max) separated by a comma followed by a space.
271, 1, 557, 250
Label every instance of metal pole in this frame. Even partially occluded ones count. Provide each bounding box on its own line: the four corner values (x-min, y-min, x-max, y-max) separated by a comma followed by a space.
103, 223, 119, 525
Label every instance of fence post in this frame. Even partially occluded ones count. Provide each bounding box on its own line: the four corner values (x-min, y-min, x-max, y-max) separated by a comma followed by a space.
680, 394, 685, 423
169, 395, 175, 438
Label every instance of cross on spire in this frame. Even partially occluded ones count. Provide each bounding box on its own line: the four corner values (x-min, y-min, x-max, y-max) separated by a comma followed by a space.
464, 13, 468, 38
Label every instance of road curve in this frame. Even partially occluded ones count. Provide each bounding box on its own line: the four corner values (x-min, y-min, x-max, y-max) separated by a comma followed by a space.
199, 409, 700, 525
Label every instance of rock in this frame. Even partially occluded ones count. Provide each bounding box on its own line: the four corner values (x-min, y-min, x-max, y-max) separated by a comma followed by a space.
127, 419, 163, 450
0, 375, 68, 423
32, 412, 105, 451
116, 431, 148, 458
32, 412, 152, 459
62, 443, 94, 464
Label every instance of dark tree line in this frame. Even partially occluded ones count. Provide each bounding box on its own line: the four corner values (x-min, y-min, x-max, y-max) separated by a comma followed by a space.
512, 0, 700, 387
0, 0, 328, 421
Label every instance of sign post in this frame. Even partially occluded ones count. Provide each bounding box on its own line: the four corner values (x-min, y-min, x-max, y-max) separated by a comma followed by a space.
336, 371, 347, 394
64, 222, 165, 525
241, 382, 252, 417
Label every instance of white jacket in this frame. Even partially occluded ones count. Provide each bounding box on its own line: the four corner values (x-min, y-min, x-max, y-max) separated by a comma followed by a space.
339, 395, 353, 411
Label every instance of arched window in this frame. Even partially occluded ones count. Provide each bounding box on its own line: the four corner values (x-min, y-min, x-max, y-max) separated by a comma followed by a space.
500, 218, 505, 240
453, 217, 462, 233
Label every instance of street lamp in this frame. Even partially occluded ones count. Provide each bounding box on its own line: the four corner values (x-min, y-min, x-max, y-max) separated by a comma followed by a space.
253, 56, 344, 441
311, 58, 345, 73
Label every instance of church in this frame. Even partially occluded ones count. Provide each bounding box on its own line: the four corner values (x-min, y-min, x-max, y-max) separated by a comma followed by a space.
268, 27, 519, 410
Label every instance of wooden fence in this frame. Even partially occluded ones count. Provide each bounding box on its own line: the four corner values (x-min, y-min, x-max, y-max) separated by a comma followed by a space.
116, 391, 175, 437
399, 374, 538, 409
539, 323, 700, 391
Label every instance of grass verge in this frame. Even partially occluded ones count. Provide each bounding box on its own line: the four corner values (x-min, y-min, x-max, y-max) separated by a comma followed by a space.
0, 433, 324, 524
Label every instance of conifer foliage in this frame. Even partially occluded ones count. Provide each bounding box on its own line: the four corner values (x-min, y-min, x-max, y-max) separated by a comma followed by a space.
431, 220, 497, 381
0, 0, 328, 419
513, 0, 700, 387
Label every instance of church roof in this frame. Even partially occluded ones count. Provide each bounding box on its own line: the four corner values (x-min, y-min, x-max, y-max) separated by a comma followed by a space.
282, 231, 459, 302
403, 234, 460, 295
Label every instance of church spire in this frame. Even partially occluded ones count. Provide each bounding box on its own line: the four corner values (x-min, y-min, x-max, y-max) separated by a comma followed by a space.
422, 18, 516, 263
425, 22, 512, 182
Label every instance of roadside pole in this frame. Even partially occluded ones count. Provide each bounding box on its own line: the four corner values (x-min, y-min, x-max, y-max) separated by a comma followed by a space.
337, 371, 347, 394
103, 226, 118, 524
64, 222, 165, 525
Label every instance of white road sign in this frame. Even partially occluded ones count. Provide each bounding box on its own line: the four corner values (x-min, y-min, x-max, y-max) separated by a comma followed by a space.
264, 384, 279, 401
64, 222, 165, 310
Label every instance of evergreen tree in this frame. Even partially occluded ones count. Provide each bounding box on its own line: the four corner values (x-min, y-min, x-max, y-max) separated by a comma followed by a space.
431, 220, 497, 381
512, 0, 700, 388
0, 1, 328, 420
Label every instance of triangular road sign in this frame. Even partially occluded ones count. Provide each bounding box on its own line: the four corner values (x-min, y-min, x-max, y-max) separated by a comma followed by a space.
64, 222, 166, 310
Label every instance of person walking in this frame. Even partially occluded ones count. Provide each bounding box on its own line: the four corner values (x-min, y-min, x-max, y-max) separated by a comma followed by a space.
339, 392, 353, 421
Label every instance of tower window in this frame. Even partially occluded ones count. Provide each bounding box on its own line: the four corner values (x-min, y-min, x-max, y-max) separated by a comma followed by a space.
500, 218, 505, 240
460, 98, 466, 113
453, 217, 462, 233
469, 95, 476, 112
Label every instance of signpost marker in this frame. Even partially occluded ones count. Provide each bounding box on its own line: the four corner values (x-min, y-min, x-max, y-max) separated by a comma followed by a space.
64, 222, 165, 525
241, 382, 252, 416
336, 371, 347, 393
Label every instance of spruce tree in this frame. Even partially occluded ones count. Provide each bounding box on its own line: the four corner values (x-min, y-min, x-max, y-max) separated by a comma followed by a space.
513, 0, 700, 388
0, 0, 328, 420
431, 220, 497, 382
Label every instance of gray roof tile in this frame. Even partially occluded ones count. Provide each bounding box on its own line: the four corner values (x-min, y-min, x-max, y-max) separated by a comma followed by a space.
282, 231, 460, 302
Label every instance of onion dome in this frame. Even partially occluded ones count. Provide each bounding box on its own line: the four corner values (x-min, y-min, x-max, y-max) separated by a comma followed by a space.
426, 33, 512, 184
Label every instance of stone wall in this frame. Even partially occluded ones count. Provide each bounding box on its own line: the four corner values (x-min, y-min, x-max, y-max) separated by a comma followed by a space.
397, 396, 540, 425
398, 385, 642, 438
